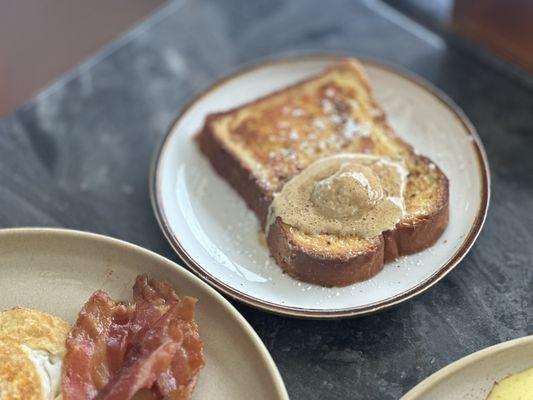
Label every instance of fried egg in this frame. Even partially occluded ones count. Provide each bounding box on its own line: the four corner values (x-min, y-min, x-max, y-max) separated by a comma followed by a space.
0, 308, 69, 400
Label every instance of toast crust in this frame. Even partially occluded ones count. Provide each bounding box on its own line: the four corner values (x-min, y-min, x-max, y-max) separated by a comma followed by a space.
267, 217, 385, 286
198, 115, 273, 227
198, 59, 449, 287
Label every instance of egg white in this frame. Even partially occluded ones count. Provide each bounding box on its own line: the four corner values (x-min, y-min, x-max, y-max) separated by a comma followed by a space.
21, 345, 63, 400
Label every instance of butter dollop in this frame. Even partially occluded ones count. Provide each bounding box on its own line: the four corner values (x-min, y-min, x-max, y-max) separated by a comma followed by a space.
269, 154, 407, 238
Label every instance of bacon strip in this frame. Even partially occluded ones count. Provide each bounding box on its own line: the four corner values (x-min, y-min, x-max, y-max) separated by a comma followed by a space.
133, 277, 205, 400
95, 305, 182, 400
62, 276, 204, 400
154, 315, 204, 400
62, 290, 135, 400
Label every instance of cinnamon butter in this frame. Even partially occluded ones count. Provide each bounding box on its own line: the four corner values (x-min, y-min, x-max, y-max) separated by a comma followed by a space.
269, 154, 408, 238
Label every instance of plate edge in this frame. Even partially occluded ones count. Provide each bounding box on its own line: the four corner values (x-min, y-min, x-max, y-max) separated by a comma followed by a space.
402, 335, 533, 399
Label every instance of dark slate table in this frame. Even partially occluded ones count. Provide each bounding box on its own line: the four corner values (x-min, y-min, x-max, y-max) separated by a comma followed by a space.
1, 1, 532, 398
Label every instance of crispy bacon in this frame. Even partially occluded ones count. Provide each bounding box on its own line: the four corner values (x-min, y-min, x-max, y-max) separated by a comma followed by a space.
154, 316, 204, 400
62, 276, 204, 400
133, 277, 205, 400
94, 305, 182, 400
62, 290, 135, 399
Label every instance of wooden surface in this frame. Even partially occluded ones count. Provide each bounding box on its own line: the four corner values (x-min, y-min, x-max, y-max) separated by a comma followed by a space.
0, 0, 164, 116
453, 0, 533, 72
0, 1, 531, 399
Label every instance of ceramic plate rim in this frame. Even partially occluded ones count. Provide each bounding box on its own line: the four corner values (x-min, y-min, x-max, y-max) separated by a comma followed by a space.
402, 335, 533, 399
150, 54, 490, 319
0, 226, 289, 400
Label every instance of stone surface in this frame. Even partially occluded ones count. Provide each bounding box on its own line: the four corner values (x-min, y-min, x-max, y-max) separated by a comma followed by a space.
0, 0, 532, 399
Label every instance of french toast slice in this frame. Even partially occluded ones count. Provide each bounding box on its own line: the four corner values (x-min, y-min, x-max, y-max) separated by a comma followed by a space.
198, 59, 449, 287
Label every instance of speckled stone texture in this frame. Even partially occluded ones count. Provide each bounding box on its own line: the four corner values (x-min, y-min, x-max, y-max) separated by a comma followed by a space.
0, 1, 531, 399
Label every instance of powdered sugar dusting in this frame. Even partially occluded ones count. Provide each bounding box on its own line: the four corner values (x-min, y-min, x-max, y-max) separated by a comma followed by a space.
321, 99, 335, 114
342, 119, 371, 139
289, 130, 299, 140
291, 108, 305, 117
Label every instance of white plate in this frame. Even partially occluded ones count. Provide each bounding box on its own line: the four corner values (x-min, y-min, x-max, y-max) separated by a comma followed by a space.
403, 335, 533, 399
0, 228, 288, 400
151, 55, 489, 318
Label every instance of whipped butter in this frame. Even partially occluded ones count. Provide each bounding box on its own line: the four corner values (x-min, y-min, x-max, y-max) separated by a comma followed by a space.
269, 154, 408, 238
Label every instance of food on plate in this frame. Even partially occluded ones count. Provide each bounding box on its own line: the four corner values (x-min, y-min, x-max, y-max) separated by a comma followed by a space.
269, 154, 407, 239
487, 366, 533, 399
197, 58, 449, 286
62, 275, 204, 400
0, 275, 204, 400
0, 308, 70, 400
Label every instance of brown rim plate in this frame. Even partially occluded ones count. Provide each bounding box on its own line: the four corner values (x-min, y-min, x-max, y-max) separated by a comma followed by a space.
150, 55, 490, 318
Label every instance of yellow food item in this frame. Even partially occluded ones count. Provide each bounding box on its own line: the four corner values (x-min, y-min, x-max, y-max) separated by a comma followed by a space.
0, 307, 69, 400
487, 366, 533, 400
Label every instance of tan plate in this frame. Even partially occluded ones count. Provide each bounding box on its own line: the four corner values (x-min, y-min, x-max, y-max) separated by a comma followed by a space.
403, 335, 533, 399
0, 228, 288, 400
151, 54, 490, 318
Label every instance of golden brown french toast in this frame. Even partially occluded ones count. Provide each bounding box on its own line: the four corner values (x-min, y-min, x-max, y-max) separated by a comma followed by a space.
198, 59, 449, 287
